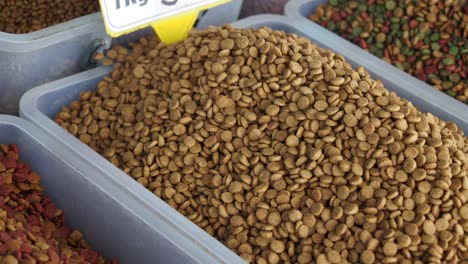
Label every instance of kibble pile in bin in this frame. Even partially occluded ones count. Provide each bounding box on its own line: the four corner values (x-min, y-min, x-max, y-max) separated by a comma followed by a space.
0, 0, 100, 33
53, 25, 468, 263
0, 144, 115, 264
309, 0, 467, 104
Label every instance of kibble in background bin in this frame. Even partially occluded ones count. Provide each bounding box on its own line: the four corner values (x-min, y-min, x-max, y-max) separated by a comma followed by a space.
0, 1, 243, 115
20, 14, 468, 263
284, 0, 468, 128
0, 13, 109, 115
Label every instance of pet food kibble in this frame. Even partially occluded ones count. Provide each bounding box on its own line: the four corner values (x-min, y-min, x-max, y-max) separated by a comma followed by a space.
0, 0, 100, 33
0, 144, 115, 264
56, 25, 468, 263
310, 0, 467, 104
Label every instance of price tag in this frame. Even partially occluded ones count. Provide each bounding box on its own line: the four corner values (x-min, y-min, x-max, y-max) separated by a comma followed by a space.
99, 0, 231, 43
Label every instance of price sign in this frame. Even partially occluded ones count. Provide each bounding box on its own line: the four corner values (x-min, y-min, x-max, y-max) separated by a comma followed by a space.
99, 0, 231, 43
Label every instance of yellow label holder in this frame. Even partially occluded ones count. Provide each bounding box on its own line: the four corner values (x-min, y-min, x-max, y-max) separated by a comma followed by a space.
100, 0, 231, 44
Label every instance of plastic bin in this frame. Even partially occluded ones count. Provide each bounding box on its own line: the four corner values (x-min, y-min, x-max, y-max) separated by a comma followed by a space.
285, 0, 468, 131
19, 14, 468, 264
0, 115, 243, 263
0, 1, 243, 115
0, 13, 109, 115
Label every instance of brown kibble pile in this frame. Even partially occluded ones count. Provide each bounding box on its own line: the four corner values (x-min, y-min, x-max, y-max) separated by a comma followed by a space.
0, 144, 115, 264
0, 0, 100, 34
56, 25, 468, 263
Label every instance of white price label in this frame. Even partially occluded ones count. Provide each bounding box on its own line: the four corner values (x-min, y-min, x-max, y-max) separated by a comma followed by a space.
100, 0, 227, 35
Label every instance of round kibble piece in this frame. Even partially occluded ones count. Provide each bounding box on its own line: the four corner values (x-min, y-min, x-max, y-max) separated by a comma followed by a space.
54, 25, 468, 263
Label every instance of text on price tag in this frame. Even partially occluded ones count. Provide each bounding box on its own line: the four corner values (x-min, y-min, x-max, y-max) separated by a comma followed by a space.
99, 0, 230, 37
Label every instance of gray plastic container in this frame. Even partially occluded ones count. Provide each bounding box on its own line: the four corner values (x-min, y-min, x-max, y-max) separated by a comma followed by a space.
19, 14, 468, 264
0, 13, 109, 115
0, 1, 243, 115
285, 0, 468, 132
0, 115, 242, 263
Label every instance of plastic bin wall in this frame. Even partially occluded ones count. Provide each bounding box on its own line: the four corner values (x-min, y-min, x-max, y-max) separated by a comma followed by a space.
0, 14, 109, 115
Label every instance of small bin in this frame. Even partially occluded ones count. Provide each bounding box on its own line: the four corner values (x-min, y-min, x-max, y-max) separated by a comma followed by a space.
20, 14, 468, 264
284, 0, 468, 130
1, 115, 241, 264
0, 1, 243, 115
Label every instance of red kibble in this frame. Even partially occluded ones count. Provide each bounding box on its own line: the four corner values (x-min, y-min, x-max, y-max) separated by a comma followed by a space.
424, 65, 437, 74
414, 41, 424, 49
414, 71, 427, 81
0, 144, 116, 264
3, 158, 16, 169
439, 39, 449, 46
0, 244, 7, 255
0, 232, 11, 242
332, 12, 341, 21
446, 65, 456, 72
48, 247, 60, 262
20, 244, 32, 254
409, 20, 419, 29
381, 26, 389, 33
340, 10, 347, 18
408, 56, 417, 64
361, 11, 368, 19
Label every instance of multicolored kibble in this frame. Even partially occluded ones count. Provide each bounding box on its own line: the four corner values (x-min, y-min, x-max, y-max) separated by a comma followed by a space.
310, 0, 468, 104
0, 144, 116, 264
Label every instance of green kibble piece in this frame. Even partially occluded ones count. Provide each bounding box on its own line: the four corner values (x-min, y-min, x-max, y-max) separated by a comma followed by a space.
385, 1, 396, 10
329, 0, 338, 6
421, 49, 431, 55
449, 46, 459, 56
431, 43, 440, 51
449, 73, 461, 83
395, 39, 402, 48
430, 33, 440, 42
396, 63, 404, 70
352, 27, 363, 36
443, 58, 454, 65
447, 90, 457, 97
327, 22, 336, 31
401, 46, 410, 55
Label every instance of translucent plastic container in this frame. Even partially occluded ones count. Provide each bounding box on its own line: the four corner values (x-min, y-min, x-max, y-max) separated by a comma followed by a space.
0, 1, 243, 115
20, 14, 468, 264
0, 116, 237, 263
0, 13, 109, 115
285, 0, 468, 131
